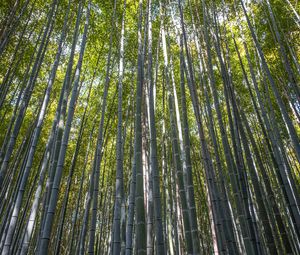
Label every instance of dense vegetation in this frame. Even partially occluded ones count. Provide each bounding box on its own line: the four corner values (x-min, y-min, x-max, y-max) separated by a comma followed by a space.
0, 0, 299, 254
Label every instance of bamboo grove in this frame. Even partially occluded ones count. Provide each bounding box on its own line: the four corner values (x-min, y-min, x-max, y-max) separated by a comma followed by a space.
0, 0, 299, 254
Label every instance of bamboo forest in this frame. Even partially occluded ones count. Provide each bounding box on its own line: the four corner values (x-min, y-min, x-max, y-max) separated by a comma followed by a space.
1, 0, 300, 254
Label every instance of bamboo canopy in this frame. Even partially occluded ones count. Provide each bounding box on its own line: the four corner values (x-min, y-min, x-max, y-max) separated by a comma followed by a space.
0, 0, 299, 254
